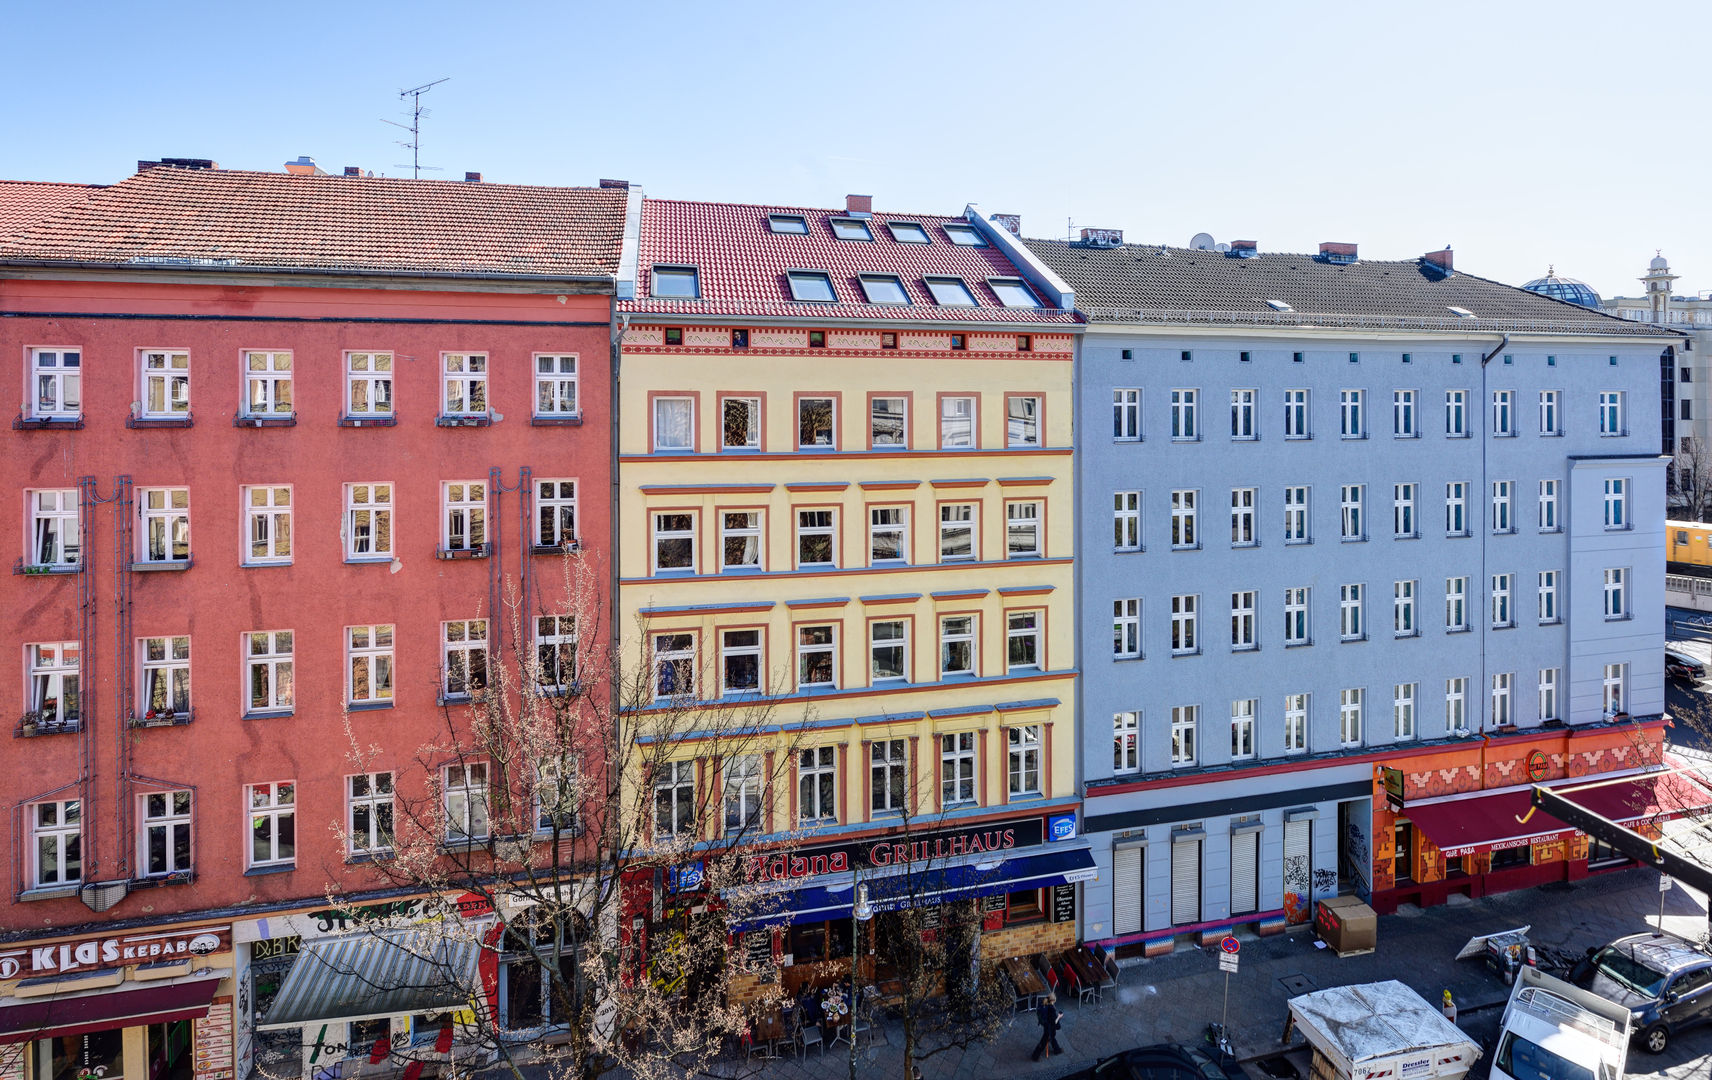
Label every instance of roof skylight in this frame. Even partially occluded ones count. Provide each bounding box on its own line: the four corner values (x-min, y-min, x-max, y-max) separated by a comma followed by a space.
942, 223, 986, 246
859, 275, 910, 305
830, 217, 874, 241
651, 265, 701, 299
1448, 306, 1477, 319
887, 221, 930, 244
988, 278, 1040, 308
1265, 299, 1294, 312
769, 214, 809, 235
787, 271, 838, 303
924, 277, 978, 307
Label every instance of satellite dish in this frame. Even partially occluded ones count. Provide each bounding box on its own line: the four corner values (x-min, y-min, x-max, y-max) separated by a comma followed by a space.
1190, 232, 1215, 251
1214, 243, 1230, 253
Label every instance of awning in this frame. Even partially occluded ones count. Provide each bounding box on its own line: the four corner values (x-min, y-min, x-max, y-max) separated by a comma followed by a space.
732, 845, 1096, 932
258, 927, 483, 1029
0, 975, 219, 1044
1405, 771, 1712, 858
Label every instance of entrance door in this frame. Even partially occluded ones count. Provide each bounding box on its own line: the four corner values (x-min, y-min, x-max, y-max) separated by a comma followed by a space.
1111, 845, 1144, 935
147, 1021, 193, 1080
1170, 837, 1201, 925
1394, 821, 1415, 883
1283, 818, 1312, 923
1230, 830, 1259, 915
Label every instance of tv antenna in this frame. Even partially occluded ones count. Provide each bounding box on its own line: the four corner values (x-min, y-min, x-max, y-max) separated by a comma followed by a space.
383, 78, 449, 178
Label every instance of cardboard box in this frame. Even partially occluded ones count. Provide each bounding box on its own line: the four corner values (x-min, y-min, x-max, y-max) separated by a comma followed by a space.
1315, 896, 1377, 956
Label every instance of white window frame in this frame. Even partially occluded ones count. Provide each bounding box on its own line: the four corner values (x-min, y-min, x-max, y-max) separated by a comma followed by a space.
1170, 594, 1198, 655
1284, 388, 1310, 439
1539, 390, 1561, 436
1339, 584, 1364, 641
444, 763, 490, 842
1491, 480, 1514, 534
722, 395, 760, 450
870, 506, 908, 564
1446, 389, 1468, 436
1284, 486, 1309, 544
1446, 481, 1469, 537
654, 396, 695, 451
1492, 673, 1513, 726
1230, 699, 1255, 760
1006, 500, 1042, 558
1599, 391, 1623, 436
345, 351, 393, 417
1113, 389, 1141, 441
533, 354, 579, 418
1170, 388, 1198, 440
1284, 694, 1308, 754
139, 635, 191, 719
1393, 580, 1417, 637
1603, 567, 1628, 620
798, 746, 838, 824
1006, 395, 1041, 447
1114, 491, 1141, 552
798, 396, 836, 449
1284, 586, 1309, 645
246, 630, 294, 715
1230, 488, 1256, 547
28, 642, 81, 727
1007, 724, 1042, 795
1539, 479, 1559, 532
535, 479, 578, 548
941, 732, 976, 805
1339, 688, 1363, 747
1393, 389, 1416, 437
1230, 590, 1256, 651
1492, 390, 1515, 436
1339, 389, 1364, 438
940, 615, 975, 676
442, 619, 488, 701
1340, 484, 1364, 541
442, 481, 487, 553
347, 624, 395, 705
244, 485, 292, 565
347, 772, 395, 855
1114, 711, 1141, 774
796, 624, 836, 689
30, 800, 80, 888
796, 508, 836, 567
1538, 668, 1559, 723
1603, 664, 1626, 713
1230, 388, 1256, 440
1007, 610, 1042, 671
138, 487, 190, 564
721, 628, 761, 695
138, 790, 192, 877
653, 511, 696, 573
247, 782, 295, 869
1170, 705, 1198, 766
139, 349, 191, 419
1538, 570, 1561, 624
1170, 489, 1198, 549
1393, 683, 1416, 740
653, 632, 696, 700
654, 760, 695, 839
871, 739, 908, 814
28, 489, 79, 568
344, 483, 393, 561
871, 620, 908, 683
1446, 678, 1468, 733
1603, 478, 1629, 530
29, 348, 81, 420
536, 615, 577, 692
940, 395, 976, 448
939, 502, 976, 561
1492, 573, 1514, 629
723, 755, 763, 835
721, 510, 762, 571
1446, 576, 1469, 632
870, 395, 908, 448
442, 352, 489, 417
1113, 598, 1141, 659
243, 350, 293, 418
1393, 483, 1416, 539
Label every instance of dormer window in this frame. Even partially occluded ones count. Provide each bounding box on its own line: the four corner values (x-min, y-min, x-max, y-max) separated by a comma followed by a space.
943, 223, 986, 246
859, 275, 910, 305
924, 277, 978, 307
830, 217, 873, 241
1266, 300, 1294, 312
887, 222, 930, 244
988, 278, 1039, 308
769, 214, 809, 235
651, 266, 700, 299
787, 271, 838, 303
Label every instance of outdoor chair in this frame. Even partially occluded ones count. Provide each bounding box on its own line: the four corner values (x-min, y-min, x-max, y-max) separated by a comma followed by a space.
793, 1013, 825, 1058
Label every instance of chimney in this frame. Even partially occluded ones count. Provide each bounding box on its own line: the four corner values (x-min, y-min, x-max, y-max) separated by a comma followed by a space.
599, 178, 630, 189
1422, 247, 1454, 275
845, 194, 873, 218
990, 213, 1021, 236
1318, 241, 1357, 264
464, 171, 482, 183
344, 166, 361, 177
1227, 240, 1258, 258
283, 156, 319, 176
140, 157, 220, 173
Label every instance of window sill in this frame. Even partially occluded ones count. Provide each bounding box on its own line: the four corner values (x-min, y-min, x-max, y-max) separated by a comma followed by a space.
1169, 650, 1200, 658
1394, 534, 1419, 542
14, 561, 81, 576
531, 414, 583, 427
1394, 434, 1420, 440
1446, 626, 1471, 634
1006, 553, 1044, 562
1340, 537, 1367, 544
132, 559, 193, 572
1539, 528, 1562, 535
1231, 645, 1258, 653
1007, 791, 1045, 804
1602, 526, 1633, 533
1494, 433, 1517, 439
242, 560, 292, 569
1283, 435, 1312, 441
436, 414, 493, 428
1394, 632, 1420, 640
1284, 640, 1313, 648
1492, 624, 1516, 631
13, 414, 83, 430
127, 415, 193, 429
1169, 437, 1200, 444
1539, 619, 1562, 627
339, 414, 397, 427
132, 870, 195, 888
345, 850, 394, 865
436, 544, 492, 560
1339, 636, 1367, 644
1340, 434, 1368, 441
439, 839, 492, 855
1112, 654, 1144, 663
129, 709, 193, 729
1284, 539, 1312, 546
1114, 547, 1145, 555
19, 886, 79, 901
1603, 616, 1633, 623
1542, 431, 1563, 438
343, 556, 393, 566
243, 709, 294, 721
347, 700, 394, 712
533, 683, 582, 698
235, 413, 297, 428
244, 863, 295, 877
16, 716, 81, 737
1169, 545, 1201, 553
531, 541, 581, 555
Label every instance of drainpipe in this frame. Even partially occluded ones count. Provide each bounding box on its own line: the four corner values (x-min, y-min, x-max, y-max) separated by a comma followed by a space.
1477, 335, 1509, 736
611, 305, 628, 769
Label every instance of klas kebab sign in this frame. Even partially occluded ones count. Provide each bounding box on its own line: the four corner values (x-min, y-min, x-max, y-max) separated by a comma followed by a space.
1, 925, 231, 978
744, 816, 1044, 884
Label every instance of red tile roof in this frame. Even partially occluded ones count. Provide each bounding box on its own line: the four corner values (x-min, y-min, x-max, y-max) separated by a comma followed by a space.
0, 167, 629, 280
619, 198, 1078, 325
0, 180, 102, 236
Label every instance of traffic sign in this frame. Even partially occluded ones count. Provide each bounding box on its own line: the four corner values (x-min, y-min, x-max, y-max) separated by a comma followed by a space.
1218, 951, 1239, 973
1661, 875, 1674, 892
1219, 935, 1240, 954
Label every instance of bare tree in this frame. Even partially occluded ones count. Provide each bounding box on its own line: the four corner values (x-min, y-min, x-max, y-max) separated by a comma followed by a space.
258, 551, 816, 1080
1672, 438, 1712, 523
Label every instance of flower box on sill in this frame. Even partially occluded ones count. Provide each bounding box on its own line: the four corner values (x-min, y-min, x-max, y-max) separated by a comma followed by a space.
234, 412, 297, 428
131, 558, 193, 572
436, 544, 491, 560
132, 869, 195, 889
126, 414, 194, 429
530, 414, 583, 427
435, 414, 492, 428
530, 540, 581, 555
17, 712, 80, 738
13, 414, 83, 430
338, 413, 398, 428
129, 708, 194, 729
14, 559, 81, 576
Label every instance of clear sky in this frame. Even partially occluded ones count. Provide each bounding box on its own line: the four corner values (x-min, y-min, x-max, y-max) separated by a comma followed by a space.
5, 0, 1705, 300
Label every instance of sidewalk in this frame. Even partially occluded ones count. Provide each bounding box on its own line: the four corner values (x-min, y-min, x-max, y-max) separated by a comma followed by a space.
732, 867, 1707, 1080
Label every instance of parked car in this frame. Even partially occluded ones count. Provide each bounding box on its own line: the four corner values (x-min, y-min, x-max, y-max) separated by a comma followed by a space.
1569, 932, 1712, 1053
1058, 1043, 1244, 1080
1665, 649, 1705, 683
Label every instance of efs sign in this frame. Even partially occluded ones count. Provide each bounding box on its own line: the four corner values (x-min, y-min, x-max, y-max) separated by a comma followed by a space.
0, 926, 228, 978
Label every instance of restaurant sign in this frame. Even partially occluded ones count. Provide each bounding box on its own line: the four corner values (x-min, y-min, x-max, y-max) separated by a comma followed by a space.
744, 816, 1045, 884
0, 925, 231, 978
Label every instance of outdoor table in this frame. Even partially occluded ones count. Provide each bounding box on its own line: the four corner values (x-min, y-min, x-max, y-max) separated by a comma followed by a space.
1073, 945, 1116, 988
1001, 957, 1045, 999
1062, 947, 1106, 997
751, 1008, 786, 1055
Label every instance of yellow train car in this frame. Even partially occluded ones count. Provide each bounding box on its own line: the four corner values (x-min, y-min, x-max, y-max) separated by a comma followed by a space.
1668, 519, 1712, 571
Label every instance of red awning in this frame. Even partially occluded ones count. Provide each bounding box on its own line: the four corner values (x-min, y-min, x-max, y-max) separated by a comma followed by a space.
1405, 772, 1712, 859
0, 976, 219, 1044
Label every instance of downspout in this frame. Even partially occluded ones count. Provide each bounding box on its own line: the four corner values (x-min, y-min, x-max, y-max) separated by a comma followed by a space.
611, 305, 629, 737
1477, 335, 1508, 736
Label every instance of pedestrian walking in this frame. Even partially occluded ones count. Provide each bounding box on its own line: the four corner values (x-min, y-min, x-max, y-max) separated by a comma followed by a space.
1032, 991, 1064, 1061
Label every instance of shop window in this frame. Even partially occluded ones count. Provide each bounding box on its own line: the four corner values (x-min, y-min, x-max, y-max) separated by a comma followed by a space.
1004, 888, 1044, 923
1587, 837, 1631, 868
788, 920, 851, 964
1491, 846, 1531, 870
35, 1029, 125, 1080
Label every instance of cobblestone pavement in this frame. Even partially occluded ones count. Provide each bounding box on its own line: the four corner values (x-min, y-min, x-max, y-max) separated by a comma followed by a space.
686, 867, 1711, 1080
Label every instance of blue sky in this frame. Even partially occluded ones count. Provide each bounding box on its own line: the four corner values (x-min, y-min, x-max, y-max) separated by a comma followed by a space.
5, 0, 1705, 300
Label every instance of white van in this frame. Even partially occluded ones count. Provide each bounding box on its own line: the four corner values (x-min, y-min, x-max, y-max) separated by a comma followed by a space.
1492, 967, 1630, 1080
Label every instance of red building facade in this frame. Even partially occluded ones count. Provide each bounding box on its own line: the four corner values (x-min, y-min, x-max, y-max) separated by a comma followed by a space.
0, 166, 627, 1080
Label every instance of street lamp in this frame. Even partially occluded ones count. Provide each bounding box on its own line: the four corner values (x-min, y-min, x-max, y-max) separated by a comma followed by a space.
849, 880, 873, 1080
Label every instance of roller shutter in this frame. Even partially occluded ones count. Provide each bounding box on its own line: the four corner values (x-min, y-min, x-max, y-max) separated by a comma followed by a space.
1283, 818, 1312, 904
1230, 830, 1259, 915
1111, 845, 1143, 936
1170, 837, 1201, 925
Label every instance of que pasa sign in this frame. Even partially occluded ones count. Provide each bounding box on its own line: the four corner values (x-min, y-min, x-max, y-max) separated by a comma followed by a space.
0, 925, 230, 978
744, 817, 1044, 884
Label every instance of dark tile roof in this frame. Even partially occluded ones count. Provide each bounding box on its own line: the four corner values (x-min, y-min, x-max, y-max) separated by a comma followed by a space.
0, 166, 628, 280
1023, 239, 1671, 338
619, 198, 1078, 326
0, 180, 102, 236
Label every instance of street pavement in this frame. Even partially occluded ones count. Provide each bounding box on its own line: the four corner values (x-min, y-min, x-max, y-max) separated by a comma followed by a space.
711, 867, 1710, 1080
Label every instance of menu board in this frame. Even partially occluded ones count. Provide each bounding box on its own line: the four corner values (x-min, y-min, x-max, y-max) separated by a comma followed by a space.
981, 894, 1006, 915
194, 995, 235, 1080
743, 930, 772, 966
1050, 884, 1077, 923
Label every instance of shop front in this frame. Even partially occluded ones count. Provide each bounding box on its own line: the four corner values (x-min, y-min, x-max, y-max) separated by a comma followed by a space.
1370, 720, 1712, 912
0, 924, 235, 1080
